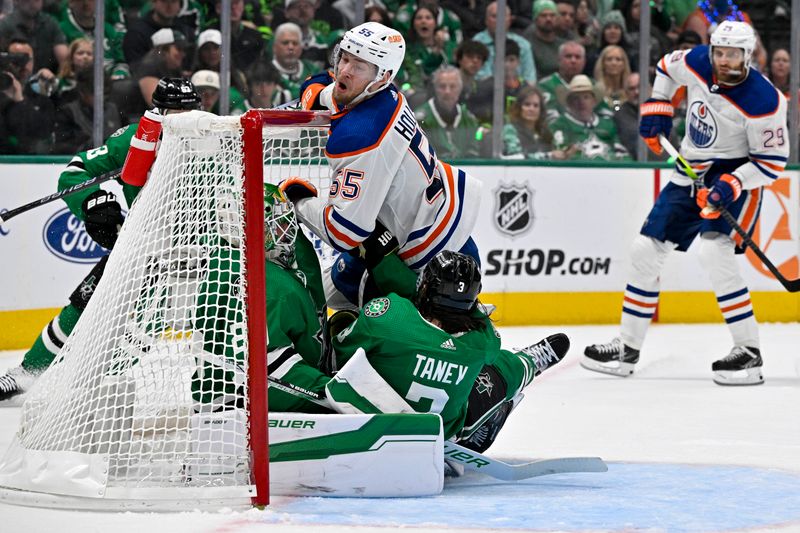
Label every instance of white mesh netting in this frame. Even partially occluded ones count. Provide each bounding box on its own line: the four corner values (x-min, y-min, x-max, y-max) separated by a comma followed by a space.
0, 110, 331, 509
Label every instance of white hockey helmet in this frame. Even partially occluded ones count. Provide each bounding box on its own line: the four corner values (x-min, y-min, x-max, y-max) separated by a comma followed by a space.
709, 20, 756, 74
334, 22, 405, 102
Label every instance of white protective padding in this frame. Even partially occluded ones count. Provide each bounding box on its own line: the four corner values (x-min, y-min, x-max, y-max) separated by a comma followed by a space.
326, 347, 416, 415
269, 413, 444, 497
0, 110, 336, 511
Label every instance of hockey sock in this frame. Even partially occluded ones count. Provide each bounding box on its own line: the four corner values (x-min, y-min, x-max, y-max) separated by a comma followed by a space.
21, 304, 81, 372
620, 235, 674, 350
698, 233, 759, 348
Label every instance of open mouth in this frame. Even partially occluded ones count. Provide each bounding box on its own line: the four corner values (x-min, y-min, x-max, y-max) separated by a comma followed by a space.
337, 81, 348, 92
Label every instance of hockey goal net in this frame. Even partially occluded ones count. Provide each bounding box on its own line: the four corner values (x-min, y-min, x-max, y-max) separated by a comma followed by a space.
0, 109, 331, 510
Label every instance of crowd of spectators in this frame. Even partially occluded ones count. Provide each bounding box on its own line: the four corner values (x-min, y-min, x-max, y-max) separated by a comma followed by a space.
0, 0, 793, 159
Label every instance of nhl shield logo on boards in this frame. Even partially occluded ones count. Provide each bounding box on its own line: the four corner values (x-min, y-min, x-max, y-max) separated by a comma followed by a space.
494, 184, 533, 236
688, 101, 718, 148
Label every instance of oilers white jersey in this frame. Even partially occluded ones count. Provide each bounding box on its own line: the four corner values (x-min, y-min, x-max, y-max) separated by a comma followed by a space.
295, 84, 482, 270
653, 45, 788, 189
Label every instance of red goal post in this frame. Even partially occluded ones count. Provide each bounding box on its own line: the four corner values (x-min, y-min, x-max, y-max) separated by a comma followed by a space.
242, 108, 331, 507
0, 109, 331, 511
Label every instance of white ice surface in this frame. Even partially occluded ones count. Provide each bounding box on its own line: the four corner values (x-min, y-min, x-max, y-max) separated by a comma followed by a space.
0, 323, 799, 533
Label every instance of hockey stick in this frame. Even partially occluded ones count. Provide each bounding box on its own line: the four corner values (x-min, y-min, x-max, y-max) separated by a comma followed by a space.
267, 374, 608, 480
659, 136, 800, 292
0, 168, 121, 224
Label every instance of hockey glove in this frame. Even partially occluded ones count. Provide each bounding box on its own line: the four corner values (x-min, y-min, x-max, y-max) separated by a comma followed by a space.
696, 173, 742, 219
639, 98, 673, 154
350, 220, 399, 270
279, 177, 317, 204
81, 190, 124, 250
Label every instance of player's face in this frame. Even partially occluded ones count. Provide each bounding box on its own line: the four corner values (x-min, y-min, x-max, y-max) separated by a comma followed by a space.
520, 93, 541, 123
712, 46, 746, 84
334, 51, 379, 106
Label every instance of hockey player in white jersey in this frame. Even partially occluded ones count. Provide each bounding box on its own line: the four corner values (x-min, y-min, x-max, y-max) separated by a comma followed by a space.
583, 21, 788, 386
279, 22, 482, 307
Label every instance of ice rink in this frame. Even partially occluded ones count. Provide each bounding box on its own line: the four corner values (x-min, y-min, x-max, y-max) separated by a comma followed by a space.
1, 322, 798, 533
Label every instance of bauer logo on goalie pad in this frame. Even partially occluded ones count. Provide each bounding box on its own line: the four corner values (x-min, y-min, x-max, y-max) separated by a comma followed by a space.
493, 184, 533, 236
43, 207, 110, 264
364, 297, 390, 317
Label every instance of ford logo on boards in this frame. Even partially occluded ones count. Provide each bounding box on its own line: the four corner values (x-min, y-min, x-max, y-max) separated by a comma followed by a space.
43, 208, 107, 264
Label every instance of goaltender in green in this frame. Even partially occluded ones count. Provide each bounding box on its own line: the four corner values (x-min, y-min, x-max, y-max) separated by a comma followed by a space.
193, 185, 569, 454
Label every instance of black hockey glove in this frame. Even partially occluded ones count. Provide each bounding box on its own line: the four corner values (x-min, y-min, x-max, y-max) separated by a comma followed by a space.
350, 220, 399, 270
279, 177, 317, 204
319, 309, 359, 376
81, 190, 124, 250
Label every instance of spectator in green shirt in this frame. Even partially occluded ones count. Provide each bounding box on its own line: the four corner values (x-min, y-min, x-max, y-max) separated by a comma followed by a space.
550, 74, 629, 161
416, 65, 485, 161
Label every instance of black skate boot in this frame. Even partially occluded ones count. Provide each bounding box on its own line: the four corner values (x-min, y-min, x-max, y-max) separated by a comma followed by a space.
712, 346, 764, 386
581, 337, 640, 377
0, 366, 36, 404
519, 333, 570, 377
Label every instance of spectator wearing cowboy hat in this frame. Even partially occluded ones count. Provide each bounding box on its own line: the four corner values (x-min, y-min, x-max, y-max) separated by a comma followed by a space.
549, 74, 629, 161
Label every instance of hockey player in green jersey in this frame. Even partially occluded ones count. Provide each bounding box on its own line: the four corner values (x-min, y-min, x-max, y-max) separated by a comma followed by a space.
192, 184, 331, 413
0, 78, 201, 403
326, 249, 569, 446
262, 240, 569, 445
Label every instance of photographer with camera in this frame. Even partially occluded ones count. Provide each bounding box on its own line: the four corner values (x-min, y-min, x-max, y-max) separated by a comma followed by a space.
0, 38, 57, 153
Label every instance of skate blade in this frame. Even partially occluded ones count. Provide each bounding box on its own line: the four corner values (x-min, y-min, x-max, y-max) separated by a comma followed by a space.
713, 367, 764, 386
580, 356, 635, 377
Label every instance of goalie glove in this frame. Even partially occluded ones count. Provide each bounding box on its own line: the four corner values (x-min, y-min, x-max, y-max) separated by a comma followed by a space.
81, 190, 124, 249
349, 220, 399, 270
696, 173, 742, 219
639, 98, 673, 154
279, 177, 317, 204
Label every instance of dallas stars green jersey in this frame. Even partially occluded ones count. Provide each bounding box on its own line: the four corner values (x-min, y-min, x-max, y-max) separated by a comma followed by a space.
332, 294, 501, 439
550, 112, 631, 161
192, 234, 326, 411
57, 123, 141, 219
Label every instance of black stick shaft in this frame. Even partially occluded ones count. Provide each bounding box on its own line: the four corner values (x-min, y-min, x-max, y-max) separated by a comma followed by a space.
720, 207, 800, 292
0, 169, 121, 224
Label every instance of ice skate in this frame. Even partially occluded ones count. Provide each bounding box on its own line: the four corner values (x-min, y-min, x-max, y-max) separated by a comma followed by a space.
712, 346, 764, 386
0, 366, 37, 405
519, 333, 570, 377
581, 337, 640, 377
